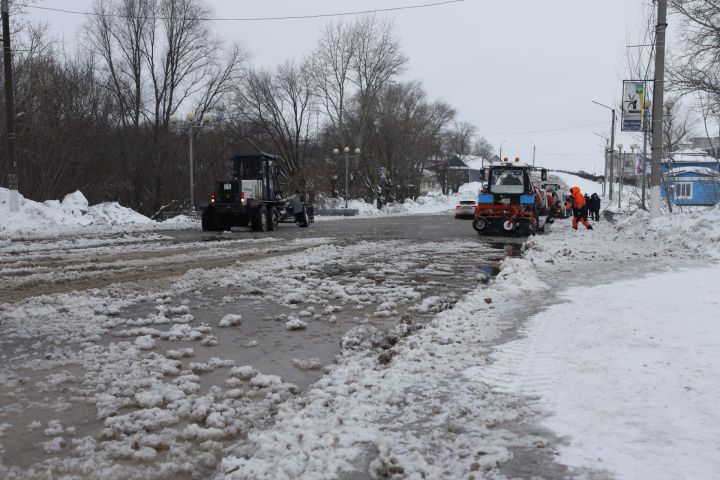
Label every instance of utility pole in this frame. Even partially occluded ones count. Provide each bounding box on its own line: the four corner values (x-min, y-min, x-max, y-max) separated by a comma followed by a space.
650, 0, 667, 218
532, 144, 536, 167
609, 108, 615, 201
592, 100, 616, 201
641, 105, 649, 210
2, 0, 18, 212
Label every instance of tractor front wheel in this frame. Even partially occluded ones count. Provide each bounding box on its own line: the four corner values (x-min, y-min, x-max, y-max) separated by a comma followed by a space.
472, 216, 489, 235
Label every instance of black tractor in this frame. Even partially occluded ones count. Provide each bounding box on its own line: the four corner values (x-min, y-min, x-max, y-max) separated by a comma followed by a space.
200, 153, 313, 232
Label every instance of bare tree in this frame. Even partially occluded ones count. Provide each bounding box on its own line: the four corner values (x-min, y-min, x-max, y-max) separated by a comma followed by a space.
353, 81, 454, 199
348, 15, 408, 152
445, 121, 477, 155
669, 1, 720, 104
83, 0, 246, 212
472, 137, 494, 160
235, 60, 317, 180
309, 20, 356, 147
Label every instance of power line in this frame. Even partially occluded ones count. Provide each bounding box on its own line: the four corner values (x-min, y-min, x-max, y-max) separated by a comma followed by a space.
477, 121, 608, 137
27, 0, 465, 22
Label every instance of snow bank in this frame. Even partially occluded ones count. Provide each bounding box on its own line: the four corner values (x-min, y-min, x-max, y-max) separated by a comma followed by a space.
551, 171, 602, 196
315, 182, 483, 219
615, 204, 720, 258
0, 187, 197, 238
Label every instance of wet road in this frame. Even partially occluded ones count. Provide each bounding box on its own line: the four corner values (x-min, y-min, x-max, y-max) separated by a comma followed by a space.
0, 214, 526, 479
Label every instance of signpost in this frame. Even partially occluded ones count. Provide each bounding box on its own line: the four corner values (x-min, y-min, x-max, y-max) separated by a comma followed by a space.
621, 80, 646, 132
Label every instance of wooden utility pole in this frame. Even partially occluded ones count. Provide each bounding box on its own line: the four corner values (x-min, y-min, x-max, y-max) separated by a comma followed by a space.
1, 0, 18, 212
650, 0, 667, 218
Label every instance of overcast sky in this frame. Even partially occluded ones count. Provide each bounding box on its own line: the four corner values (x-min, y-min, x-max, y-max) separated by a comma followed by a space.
24, 0, 659, 172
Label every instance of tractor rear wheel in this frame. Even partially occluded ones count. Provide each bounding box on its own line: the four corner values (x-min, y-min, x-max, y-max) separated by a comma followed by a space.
267, 206, 278, 231
298, 208, 310, 228
201, 208, 221, 232
252, 206, 269, 232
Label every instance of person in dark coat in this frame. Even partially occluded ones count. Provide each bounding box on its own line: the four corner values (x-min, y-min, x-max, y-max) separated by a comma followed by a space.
590, 193, 601, 221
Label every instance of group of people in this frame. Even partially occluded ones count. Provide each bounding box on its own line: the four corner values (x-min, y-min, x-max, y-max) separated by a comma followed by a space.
564, 187, 601, 230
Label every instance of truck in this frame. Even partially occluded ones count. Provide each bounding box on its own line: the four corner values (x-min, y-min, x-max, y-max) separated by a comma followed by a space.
200, 152, 312, 232
472, 161, 552, 236
540, 182, 569, 218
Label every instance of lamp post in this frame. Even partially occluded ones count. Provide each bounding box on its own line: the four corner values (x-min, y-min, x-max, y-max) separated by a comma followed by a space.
333, 146, 361, 208
616, 143, 624, 209
170, 112, 211, 212
499, 140, 507, 162
628, 144, 639, 206
2, 0, 19, 213
592, 100, 616, 200
529, 141, 536, 167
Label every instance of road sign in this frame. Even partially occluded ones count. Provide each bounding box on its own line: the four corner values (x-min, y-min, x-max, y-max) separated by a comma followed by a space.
621, 80, 646, 132
622, 118, 642, 131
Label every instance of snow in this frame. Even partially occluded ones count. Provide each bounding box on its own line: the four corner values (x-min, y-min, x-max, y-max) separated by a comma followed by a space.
551, 171, 603, 196
218, 314, 242, 327
0, 187, 197, 238
475, 266, 720, 480
315, 182, 484, 220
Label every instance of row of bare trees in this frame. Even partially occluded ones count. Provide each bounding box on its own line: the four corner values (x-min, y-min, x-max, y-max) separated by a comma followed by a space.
0, 0, 493, 215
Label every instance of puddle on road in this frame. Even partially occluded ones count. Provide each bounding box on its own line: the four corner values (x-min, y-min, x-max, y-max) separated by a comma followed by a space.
0, 239, 522, 479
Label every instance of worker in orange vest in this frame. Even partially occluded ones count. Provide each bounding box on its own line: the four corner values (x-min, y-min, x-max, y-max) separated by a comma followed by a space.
565, 186, 593, 230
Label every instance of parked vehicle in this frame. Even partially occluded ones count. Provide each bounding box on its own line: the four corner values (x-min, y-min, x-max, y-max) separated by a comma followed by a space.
472, 161, 549, 236
454, 200, 477, 218
200, 152, 313, 232
541, 182, 569, 218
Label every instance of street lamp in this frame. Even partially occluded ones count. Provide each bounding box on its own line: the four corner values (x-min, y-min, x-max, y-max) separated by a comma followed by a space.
592, 100, 616, 199
170, 112, 212, 212
332, 146, 361, 208
529, 141, 536, 167
616, 143, 624, 208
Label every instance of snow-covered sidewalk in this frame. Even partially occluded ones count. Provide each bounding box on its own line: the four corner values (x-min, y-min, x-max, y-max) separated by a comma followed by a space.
478, 266, 720, 479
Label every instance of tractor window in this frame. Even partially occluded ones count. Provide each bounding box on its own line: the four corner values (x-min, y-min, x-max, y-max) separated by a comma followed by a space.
235, 157, 263, 180
491, 169, 526, 194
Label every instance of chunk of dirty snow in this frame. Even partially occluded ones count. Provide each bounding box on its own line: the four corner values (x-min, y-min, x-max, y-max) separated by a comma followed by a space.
134, 335, 156, 350
44, 420, 64, 436
218, 314, 242, 327
39, 437, 65, 453
285, 318, 307, 330
291, 358, 323, 371
250, 374, 282, 388
166, 348, 194, 359
228, 366, 257, 379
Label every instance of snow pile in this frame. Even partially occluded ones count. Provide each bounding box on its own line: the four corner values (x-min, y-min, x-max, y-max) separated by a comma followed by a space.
0, 187, 197, 237
551, 171, 602, 196
615, 204, 720, 257
316, 182, 483, 219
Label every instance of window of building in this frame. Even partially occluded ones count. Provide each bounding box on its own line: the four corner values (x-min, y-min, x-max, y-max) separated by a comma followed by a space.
675, 182, 692, 199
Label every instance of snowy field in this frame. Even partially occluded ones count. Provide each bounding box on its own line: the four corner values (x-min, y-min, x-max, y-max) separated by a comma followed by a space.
1, 177, 719, 479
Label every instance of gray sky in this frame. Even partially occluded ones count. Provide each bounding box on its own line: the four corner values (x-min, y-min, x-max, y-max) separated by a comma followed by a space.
25, 0, 657, 172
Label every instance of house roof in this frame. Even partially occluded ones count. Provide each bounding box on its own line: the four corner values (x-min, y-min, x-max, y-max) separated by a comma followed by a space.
667, 166, 720, 177
666, 149, 719, 164
458, 154, 485, 171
